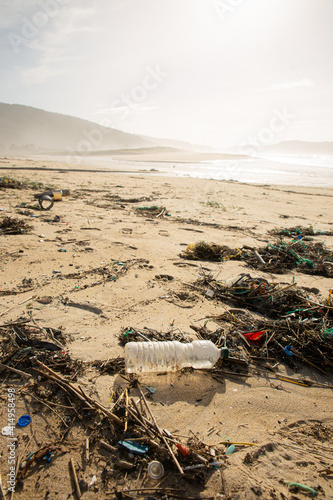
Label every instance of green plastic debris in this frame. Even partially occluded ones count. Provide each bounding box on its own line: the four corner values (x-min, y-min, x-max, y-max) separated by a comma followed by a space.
145, 386, 156, 394
286, 482, 318, 496
123, 329, 133, 338
136, 205, 159, 210
322, 328, 333, 339
226, 444, 235, 455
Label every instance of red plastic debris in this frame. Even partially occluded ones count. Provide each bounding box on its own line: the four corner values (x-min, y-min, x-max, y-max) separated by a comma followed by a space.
243, 330, 265, 342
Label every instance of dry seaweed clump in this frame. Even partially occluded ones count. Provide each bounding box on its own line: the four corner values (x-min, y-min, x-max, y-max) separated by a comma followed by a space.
119, 326, 187, 344
0, 216, 33, 235
270, 225, 333, 237
0, 176, 45, 190
180, 239, 333, 277
135, 205, 170, 217
244, 240, 333, 277
192, 274, 333, 372
0, 176, 26, 189
181, 241, 243, 262
194, 273, 300, 317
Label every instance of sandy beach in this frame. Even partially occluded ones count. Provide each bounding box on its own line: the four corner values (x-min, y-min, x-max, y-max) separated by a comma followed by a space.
1, 156, 333, 500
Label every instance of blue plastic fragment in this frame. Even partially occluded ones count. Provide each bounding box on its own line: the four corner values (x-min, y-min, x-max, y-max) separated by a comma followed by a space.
284, 345, 294, 357
44, 452, 53, 463
17, 415, 32, 427
118, 440, 148, 455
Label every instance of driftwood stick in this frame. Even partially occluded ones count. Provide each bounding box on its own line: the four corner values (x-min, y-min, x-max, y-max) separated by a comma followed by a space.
70, 458, 81, 499
34, 361, 119, 419
131, 397, 145, 425
78, 387, 123, 427
27, 393, 69, 427
137, 384, 184, 475
0, 363, 32, 379
22, 445, 59, 476
110, 388, 126, 412
117, 487, 186, 493
254, 249, 265, 265
124, 389, 129, 432
85, 438, 89, 462
28, 313, 65, 349
31, 367, 94, 409
100, 440, 118, 454
129, 397, 161, 435
126, 407, 156, 439
35, 360, 72, 383
0, 295, 36, 318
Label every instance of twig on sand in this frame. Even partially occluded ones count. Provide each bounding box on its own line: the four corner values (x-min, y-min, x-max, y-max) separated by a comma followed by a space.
0, 295, 36, 318
137, 382, 184, 475
70, 458, 81, 499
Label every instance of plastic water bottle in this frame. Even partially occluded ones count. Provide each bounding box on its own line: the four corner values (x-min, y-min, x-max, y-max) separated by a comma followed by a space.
124, 340, 228, 373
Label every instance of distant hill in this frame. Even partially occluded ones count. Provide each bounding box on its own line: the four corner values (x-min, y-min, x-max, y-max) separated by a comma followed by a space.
223, 140, 333, 157
0, 102, 206, 155
263, 140, 333, 156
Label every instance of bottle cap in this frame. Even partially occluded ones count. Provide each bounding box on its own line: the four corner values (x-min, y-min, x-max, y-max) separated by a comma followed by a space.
17, 415, 32, 427
147, 461, 164, 480
219, 347, 229, 359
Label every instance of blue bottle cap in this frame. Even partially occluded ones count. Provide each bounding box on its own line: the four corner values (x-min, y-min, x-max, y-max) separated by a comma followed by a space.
284, 345, 294, 357
17, 415, 32, 427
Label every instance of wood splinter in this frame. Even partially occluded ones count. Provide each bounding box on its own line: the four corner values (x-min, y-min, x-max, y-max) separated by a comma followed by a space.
70, 458, 81, 499
85, 438, 89, 462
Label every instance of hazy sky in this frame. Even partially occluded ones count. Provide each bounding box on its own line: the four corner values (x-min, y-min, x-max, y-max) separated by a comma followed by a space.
1, 0, 333, 147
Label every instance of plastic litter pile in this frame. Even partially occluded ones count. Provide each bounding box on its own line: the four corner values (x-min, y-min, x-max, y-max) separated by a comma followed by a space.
192, 273, 333, 373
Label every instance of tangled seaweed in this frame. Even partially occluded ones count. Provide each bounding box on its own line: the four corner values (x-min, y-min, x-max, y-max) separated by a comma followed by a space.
193, 273, 333, 372
181, 241, 243, 262
180, 239, 333, 277
244, 240, 333, 277
0, 216, 33, 235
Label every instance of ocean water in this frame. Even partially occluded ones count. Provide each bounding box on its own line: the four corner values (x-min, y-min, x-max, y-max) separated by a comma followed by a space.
38, 153, 333, 188
179, 154, 333, 188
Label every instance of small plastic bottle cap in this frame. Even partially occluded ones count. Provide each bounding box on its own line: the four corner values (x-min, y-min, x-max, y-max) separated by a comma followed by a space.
220, 347, 229, 359
147, 461, 164, 480
17, 415, 32, 427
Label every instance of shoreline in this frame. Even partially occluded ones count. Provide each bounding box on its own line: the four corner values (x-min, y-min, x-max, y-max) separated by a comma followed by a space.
2, 154, 333, 190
